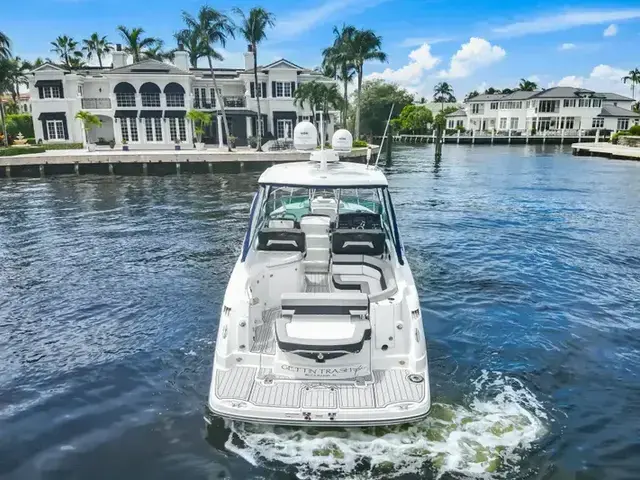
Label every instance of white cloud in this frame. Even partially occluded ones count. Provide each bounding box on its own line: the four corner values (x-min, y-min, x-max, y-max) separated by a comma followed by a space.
438, 37, 506, 79
603, 24, 618, 37
493, 8, 640, 37
275, 0, 387, 39
550, 64, 632, 95
559, 43, 577, 51
399, 37, 453, 48
367, 43, 440, 87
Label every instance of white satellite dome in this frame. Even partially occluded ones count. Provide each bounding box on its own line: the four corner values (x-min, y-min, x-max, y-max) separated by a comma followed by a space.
331, 129, 353, 153
293, 121, 318, 151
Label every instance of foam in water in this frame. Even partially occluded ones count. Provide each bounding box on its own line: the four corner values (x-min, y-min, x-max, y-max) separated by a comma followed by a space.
224, 371, 547, 479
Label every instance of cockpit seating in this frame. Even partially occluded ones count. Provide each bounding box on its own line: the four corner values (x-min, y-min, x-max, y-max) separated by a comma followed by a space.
257, 228, 306, 252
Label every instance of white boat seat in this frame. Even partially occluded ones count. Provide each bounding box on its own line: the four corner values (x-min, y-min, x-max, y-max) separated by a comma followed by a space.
332, 255, 398, 302
275, 315, 371, 353
281, 291, 368, 315
300, 214, 331, 235
257, 228, 306, 252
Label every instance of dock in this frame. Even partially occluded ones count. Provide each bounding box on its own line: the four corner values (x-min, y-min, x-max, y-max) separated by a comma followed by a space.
0, 146, 378, 177
572, 143, 640, 161
385, 132, 602, 145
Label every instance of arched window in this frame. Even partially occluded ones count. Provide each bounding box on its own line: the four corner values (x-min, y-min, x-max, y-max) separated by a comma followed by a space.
140, 82, 161, 107
164, 82, 185, 107
114, 82, 136, 107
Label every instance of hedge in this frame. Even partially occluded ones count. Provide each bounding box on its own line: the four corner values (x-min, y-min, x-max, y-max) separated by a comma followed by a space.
352, 139, 369, 148
42, 143, 84, 150
0, 146, 46, 156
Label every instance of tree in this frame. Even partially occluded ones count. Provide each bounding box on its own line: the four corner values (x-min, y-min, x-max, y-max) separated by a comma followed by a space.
116, 26, 160, 63
518, 79, 538, 91
501, 88, 514, 94
323, 24, 356, 129
354, 79, 413, 137
143, 40, 174, 61
622, 68, 640, 100
75, 110, 102, 147
483, 87, 499, 95
174, 28, 212, 68
0, 57, 14, 146
234, 7, 275, 152
50, 35, 83, 68
433, 82, 456, 110
318, 83, 343, 142
294, 81, 322, 137
464, 90, 479, 102
0, 31, 11, 59
344, 29, 387, 139
393, 104, 433, 134
186, 109, 213, 144
182, 7, 235, 151
82, 33, 112, 68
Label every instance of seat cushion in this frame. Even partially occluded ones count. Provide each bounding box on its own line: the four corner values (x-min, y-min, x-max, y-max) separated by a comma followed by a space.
257, 228, 306, 252
332, 229, 386, 256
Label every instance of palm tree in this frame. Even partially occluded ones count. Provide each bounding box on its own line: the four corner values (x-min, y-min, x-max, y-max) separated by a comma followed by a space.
182, 7, 235, 151
294, 81, 322, 136
143, 40, 174, 61
345, 29, 387, 139
82, 33, 112, 68
622, 68, 640, 100
50, 35, 83, 68
518, 78, 538, 91
0, 57, 15, 146
318, 83, 343, 143
8, 57, 30, 103
323, 24, 356, 129
0, 31, 11, 59
116, 26, 160, 63
174, 28, 212, 68
464, 90, 479, 102
433, 82, 456, 110
233, 7, 275, 151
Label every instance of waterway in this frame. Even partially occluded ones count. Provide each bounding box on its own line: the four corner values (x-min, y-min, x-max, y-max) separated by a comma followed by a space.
1, 144, 639, 479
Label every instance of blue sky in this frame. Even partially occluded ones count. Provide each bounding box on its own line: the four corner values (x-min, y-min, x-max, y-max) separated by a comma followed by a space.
4, 0, 640, 99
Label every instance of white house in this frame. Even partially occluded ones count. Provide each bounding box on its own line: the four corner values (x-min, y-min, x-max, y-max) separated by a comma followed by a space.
28, 45, 338, 148
446, 87, 639, 133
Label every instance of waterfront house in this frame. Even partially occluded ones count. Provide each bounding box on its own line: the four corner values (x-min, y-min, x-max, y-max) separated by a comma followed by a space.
28, 45, 338, 148
446, 87, 639, 134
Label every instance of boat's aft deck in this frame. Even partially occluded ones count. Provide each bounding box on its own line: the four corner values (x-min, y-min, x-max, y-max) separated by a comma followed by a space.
250, 273, 331, 355
215, 366, 426, 409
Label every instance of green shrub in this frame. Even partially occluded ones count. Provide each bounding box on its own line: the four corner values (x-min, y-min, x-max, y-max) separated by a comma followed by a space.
628, 124, 640, 136
5, 114, 35, 138
26, 137, 36, 145
352, 139, 369, 148
611, 131, 630, 144
42, 142, 84, 150
0, 146, 46, 156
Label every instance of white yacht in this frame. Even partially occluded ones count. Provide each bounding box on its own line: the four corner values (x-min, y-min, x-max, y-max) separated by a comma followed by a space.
207, 123, 431, 426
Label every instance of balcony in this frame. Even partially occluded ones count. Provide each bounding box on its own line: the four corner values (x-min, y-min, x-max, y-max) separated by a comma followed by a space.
224, 96, 245, 108
82, 98, 112, 109
193, 99, 214, 109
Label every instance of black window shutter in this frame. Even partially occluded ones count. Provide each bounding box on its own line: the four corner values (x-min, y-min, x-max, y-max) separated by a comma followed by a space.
291, 82, 296, 95
262, 82, 267, 98
272, 82, 276, 98
41, 120, 48, 140
62, 117, 69, 139
250, 82, 255, 98
38, 87, 44, 99
60, 85, 64, 98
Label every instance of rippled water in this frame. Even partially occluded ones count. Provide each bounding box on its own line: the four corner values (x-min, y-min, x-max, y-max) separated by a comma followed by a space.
1, 144, 639, 480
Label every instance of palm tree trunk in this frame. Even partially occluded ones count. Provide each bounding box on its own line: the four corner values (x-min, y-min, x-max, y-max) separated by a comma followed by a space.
355, 67, 363, 139
98, 53, 103, 68
342, 76, 348, 128
253, 44, 262, 152
0, 101, 8, 147
207, 55, 232, 152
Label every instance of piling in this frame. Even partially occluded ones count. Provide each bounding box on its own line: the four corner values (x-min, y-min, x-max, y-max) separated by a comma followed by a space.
385, 126, 393, 166
434, 125, 443, 159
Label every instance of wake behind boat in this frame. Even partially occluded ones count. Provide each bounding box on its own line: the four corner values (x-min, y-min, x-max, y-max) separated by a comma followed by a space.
206, 123, 431, 426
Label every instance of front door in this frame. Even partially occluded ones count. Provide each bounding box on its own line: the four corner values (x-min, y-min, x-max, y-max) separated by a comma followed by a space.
277, 119, 293, 140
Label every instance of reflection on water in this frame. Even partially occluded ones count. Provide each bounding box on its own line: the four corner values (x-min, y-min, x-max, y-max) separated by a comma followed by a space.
1, 144, 639, 480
